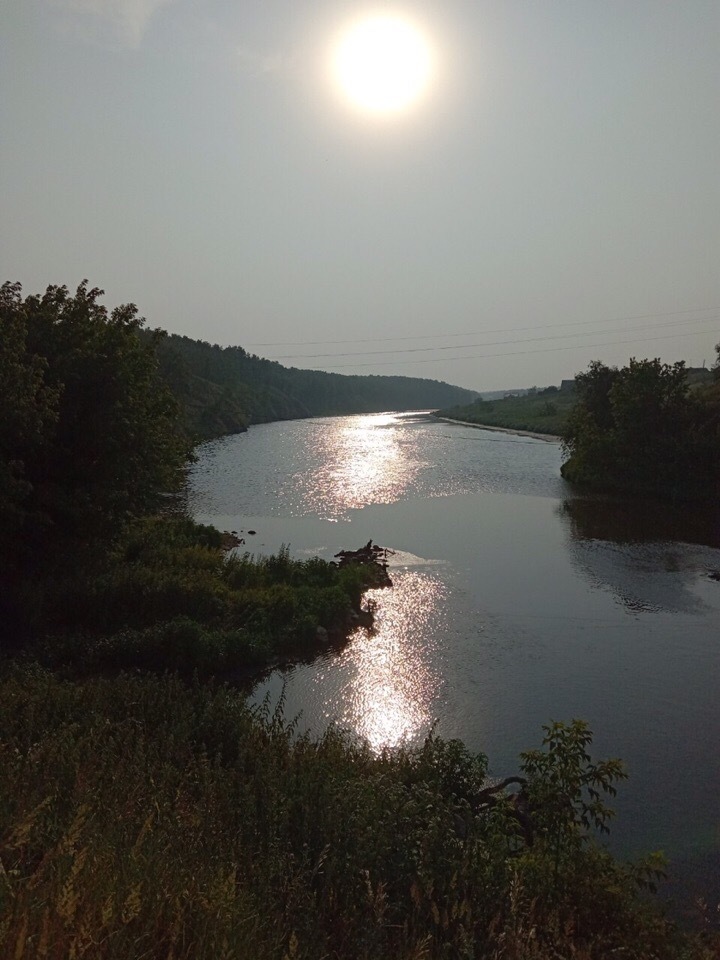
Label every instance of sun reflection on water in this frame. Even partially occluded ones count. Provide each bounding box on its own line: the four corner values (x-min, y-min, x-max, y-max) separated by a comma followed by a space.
292, 414, 428, 517
328, 569, 446, 751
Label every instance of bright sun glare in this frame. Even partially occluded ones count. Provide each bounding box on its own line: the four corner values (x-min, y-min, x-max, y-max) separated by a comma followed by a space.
331, 15, 434, 116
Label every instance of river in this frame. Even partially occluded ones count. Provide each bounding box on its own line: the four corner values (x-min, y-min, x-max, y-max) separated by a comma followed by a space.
188, 410, 720, 913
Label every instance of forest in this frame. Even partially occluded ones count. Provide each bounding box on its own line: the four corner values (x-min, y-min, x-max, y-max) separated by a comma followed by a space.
148, 328, 477, 440
1, 282, 718, 959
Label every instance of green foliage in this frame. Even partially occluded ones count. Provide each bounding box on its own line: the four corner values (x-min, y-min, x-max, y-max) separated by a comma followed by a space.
437, 389, 576, 436
29, 518, 381, 675
0, 295, 383, 665
0, 668, 712, 960
520, 720, 627, 892
150, 331, 477, 441
562, 358, 719, 499
0, 282, 59, 539
0, 282, 190, 581
522, 720, 626, 838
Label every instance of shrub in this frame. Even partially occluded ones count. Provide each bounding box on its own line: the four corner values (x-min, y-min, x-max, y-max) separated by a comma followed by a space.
0, 668, 712, 960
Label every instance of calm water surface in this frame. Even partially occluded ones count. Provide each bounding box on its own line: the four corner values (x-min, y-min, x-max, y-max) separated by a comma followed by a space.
188, 411, 720, 909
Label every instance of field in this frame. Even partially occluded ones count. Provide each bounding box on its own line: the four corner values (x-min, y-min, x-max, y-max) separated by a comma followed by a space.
436, 389, 576, 437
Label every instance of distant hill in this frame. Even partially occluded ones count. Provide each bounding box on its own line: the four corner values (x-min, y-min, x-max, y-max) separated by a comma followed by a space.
147, 331, 478, 440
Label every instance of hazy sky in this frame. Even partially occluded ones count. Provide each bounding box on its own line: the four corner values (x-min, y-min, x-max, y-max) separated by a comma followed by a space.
2, 0, 719, 391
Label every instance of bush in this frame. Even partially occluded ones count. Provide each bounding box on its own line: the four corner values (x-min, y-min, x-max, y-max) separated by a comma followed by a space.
29, 519, 381, 675
0, 668, 712, 960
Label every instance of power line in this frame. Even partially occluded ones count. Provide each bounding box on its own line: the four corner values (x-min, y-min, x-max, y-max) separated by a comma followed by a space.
305, 327, 718, 369
268, 315, 719, 360
246, 306, 718, 348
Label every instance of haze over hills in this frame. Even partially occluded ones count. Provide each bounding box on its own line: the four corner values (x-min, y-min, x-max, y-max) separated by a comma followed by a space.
149, 330, 478, 440
149, 327, 717, 442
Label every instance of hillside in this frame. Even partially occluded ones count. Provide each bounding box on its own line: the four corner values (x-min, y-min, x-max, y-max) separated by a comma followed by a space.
436, 386, 576, 436
149, 331, 478, 440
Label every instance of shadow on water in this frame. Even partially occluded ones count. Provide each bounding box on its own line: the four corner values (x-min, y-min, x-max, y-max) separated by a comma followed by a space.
558, 497, 720, 614
558, 496, 720, 549
557, 495, 720, 921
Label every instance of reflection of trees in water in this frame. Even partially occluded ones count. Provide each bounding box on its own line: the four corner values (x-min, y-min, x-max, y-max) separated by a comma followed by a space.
558, 497, 720, 549
558, 498, 720, 614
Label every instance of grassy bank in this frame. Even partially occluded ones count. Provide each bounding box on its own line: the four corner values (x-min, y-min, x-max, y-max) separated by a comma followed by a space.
2, 667, 714, 960
26, 516, 384, 678
436, 390, 575, 437
5, 523, 716, 958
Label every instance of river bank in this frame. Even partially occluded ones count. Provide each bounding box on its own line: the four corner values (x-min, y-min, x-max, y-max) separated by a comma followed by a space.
7, 666, 709, 960
433, 415, 561, 442
434, 390, 574, 438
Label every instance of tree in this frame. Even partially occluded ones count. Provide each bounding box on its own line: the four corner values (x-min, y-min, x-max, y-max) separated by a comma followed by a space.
572, 360, 619, 432
0, 281, 191, 572
561, 361, 620, 488
520, 721, 627, 888
0, 283, 59, 537
562, 357, 714, 498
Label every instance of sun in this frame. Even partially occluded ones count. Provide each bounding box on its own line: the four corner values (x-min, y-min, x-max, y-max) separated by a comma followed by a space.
331, 15, 434, 116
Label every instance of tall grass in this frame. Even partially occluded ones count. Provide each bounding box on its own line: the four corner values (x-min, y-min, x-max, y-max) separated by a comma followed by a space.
0, 667, 713, 959
31, 519, 381, 677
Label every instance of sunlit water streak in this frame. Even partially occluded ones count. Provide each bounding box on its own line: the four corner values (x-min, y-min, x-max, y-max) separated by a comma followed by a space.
189, 411, 720, 912
291, 414, 428, 515
326, 571, 445, 750
253, 569, 448, 752
187, 411, 566, 521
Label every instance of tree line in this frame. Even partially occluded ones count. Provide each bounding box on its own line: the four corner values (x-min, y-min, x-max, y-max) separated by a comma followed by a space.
149, 328, 477, 440
562, 355, 720, 500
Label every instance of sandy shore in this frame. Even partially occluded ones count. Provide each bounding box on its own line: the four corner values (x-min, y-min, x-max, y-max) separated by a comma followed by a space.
433, 416, 561, 443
